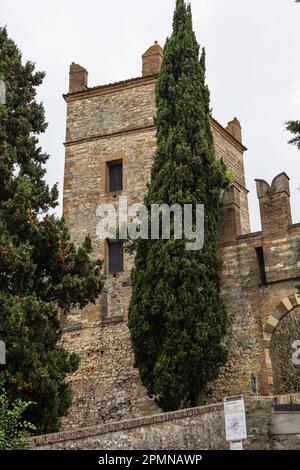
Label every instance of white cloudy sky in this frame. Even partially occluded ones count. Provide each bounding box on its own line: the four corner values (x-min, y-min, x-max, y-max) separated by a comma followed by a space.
1, 0, 299, 231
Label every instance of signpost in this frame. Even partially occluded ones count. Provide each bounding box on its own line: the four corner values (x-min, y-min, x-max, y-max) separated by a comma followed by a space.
224, 395, 247, 450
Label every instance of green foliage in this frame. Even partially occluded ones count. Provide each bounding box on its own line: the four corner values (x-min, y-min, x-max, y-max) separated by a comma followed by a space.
0, 26, 104, 433
286, 120, 300, 149
128, 0, 229, 411
0, 386, 36, 450
287, 121, 300, 296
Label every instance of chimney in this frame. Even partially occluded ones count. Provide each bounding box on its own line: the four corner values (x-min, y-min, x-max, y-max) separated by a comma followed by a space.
142, 41, 163, 77
256, 173, 292, 235
226, 117, 243, 144
69, 63, 88, 94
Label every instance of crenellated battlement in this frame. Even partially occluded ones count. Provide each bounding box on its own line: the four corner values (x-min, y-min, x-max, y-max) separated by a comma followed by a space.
256, 173, 292, 235
219, 172, 296, 246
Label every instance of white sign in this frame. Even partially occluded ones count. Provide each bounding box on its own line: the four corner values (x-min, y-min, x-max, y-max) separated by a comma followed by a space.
224, 395, 247, 442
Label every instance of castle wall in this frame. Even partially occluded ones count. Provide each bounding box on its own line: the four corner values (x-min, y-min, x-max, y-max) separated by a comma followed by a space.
60, 321, 159, 431
211, 224, 300, 402
65, 79, 156, 143
270, 305, 300, 394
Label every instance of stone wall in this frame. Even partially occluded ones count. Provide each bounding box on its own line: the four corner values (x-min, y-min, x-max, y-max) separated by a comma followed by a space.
60, 321, 159, 431
29, 398, 272, 450
270, 305, 300, 394
210, 223, 300, 402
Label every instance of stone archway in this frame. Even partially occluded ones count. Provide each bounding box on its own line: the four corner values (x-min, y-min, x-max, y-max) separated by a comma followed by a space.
263, 293, 300, 394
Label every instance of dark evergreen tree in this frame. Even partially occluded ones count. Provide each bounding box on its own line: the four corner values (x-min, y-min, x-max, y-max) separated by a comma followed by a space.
0, 27, 104, 433
286, 120, 300, 150
128, 0, 230, 411
286, 121, 300, 295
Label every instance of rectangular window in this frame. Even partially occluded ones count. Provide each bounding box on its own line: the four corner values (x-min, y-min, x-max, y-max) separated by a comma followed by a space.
108, 241, 124, 273
255, 246, 267, 286
108, 160, 122, 192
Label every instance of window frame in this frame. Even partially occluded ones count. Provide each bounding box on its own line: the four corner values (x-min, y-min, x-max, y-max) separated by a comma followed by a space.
107, 240, 124, 274
107, 159, 123, 193
255, 246, 267, 286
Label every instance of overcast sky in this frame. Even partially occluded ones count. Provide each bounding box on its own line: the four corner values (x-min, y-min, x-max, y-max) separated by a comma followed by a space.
1, 0, 299, 231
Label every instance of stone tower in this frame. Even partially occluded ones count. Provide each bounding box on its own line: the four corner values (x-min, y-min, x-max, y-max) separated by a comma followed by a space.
60, 44, 300, 430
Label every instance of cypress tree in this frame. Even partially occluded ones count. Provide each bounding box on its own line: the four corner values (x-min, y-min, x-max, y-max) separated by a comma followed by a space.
128, 0, 230, 411
0, 27, 104, 433
286, 121, 300, 295
286, 120, 300, 150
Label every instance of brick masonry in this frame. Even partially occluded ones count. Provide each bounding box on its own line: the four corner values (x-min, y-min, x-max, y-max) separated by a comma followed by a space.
59, 43, 300, 431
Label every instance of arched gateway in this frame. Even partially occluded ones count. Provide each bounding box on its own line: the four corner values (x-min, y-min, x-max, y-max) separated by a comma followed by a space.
263, 294, 300, 394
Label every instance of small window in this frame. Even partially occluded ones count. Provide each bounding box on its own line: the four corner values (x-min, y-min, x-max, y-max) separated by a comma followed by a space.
108, 160, 122, 192
108, 241, 124, 273
255, 246, 267, 286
